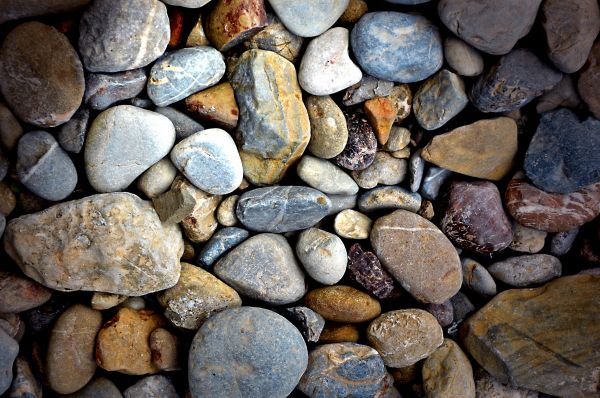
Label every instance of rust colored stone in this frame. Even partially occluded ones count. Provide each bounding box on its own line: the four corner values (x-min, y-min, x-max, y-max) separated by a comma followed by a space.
185, 82, 239, 129
364, 97, 397, 145
319, 323, 360, 344
304, 285, 381, 323
205, 0, 267, 51
168, 7, 185, 47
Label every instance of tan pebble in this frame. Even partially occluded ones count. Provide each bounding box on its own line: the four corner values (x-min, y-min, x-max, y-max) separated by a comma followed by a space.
217, 195, 239, 226
305, 285, 381, 323
339, 0, 368, 23
91, 293, 127, 310
186, 15, 210, 47
149, 328, 180, 371
422, 338, 476, 398
184, 82, 239, 130
334, 209, 372, 239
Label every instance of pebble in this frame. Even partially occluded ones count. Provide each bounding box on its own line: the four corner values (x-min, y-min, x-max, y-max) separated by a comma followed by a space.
550, 229, 579, 256
334, 111, 377, 171
0, 0, 90, 24
470, 49, 563, 113
342, 75, 395, 106
371, 210, 462, 303
149, 328, 180, 371
62, 377, 123, 398
136, 158, 178, 199
578, 40, 600, 119
524, 108, 600, 193
339, 0, 368, 23
16, 130, 77, 201
536, 75, 581, 114
214, 233, 306, 304
244, 14, 304, 63
148, 47, 225, 107
297, 155, 358, 195
422, 339, 476, 398
269, 0, 349, 37
347, 243, 397, 300
351, 152, 407, 190
334, 209, 372, 239
0, 215, 4, 238
91, 293, 127, 310
0, 182, 16, 216
409, 149, 425, 192
425, 301, 454, 327
46, 305, 102, 394
296, 228, 347, 285
304, 285, 381, 323
184, 82, 239, 130
319, 323, 360, 344
488, 254, 562, 287
351, 12, 443, 83
206, 0, 267, 51
363, 97, 397, 144
85, 69, 147, 110
236, 186, 330, 233
299, 27, 362, 95
306, 96, 348, 159
0, 271, 51, 313
162, 0, 210, 7
414, 69, 468, 130
157, 262, 241, 330
461, 258, 497, 297
450, 292, 475, 324
283, 306, 325, 343
442, 181, 513, 254
444, 37, 484, 76
123, 376, 179, 398
120, 297, 146, 311
367, 309, 444, 367
328, 194, 358, 215
154, 106, 204, 141
58, 107, 89, 154
389, 85, 413, 124
216, 195, 239, 226
0, 21, 84, 127
0, 314, 24, 343
0, 102, 22, 151
0, 328, 18, 395
384, 126, 411, 152
4, 192, 183, 295
358, 186, 422, 213
8, 357, 42, 398
85, 105, 176, 193
0, 148, 7, 181
78, 0, 169, 72
474, 369, 539, 398
197, 227, 249, 267
510, 221, 547, 254
188, 307, 308, 398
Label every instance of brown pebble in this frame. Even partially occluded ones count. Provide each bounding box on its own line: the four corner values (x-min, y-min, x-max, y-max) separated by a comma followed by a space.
205, 0, 267, 51
304, 285, 381, 323
150, 328, 180, 371
185, 82, 239, 130
318, 323, 360, 343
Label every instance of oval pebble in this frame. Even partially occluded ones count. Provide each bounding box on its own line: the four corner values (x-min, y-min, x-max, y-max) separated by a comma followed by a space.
296, 228, 347, 285
488, 254, 562, 287
304, 285, 381, 323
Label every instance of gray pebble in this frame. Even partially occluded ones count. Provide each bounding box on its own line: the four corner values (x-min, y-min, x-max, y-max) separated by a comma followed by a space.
197, 227, 249, 268
130, 97, 154, 109
343, 75, 395, 106
426, 301, 454, 327
444, 37, 484, 77
328, 194, 358, 215
461, 257, 497, 297
58, 107, 89, 153
161, 0, 210, 7
384, 126, 411, 152
269, 0, 349, 37
0, 0, 91, 24
358, 186, 422, 213
420, 166, 452, 200
297, 155, 358, 195
550, 229, 579, 256
409, 149, 425, 192
0, 328, 18, 395
296, 228, 347, 285
283, 306, 325, 343
154, 106, 204, 141
351, 152, 407, 190
451, 292, 475, 323
84, 69, 147, 110
136, 158, 178, 199
0, 214, 5, 238
488, 254, 562, 287
123, 376, 178, 398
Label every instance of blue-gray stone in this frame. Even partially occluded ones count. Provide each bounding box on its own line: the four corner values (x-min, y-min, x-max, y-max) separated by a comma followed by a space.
61, 377, 123, 398
283, 306, 325, 343
58, 107, 90, 154
84, 69, 147, 110
236, 186, 331, 233
188, 307, 308, 398
550, 228, 579, 256
524, 108, 600, 194
268, 0, 349, 37
124, 376, 178, 398
0, 328, 18, 395
0, 214, 5, 238
421, 166, 452, 200
197, 227, 249, 268
154, 107, 203, 141
358, 186, 421, 213
409, 149, 425, 192
148, 46, 226, 107
350, 12, 443, 83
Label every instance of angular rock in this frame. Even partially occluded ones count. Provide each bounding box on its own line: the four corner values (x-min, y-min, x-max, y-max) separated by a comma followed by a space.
304, 285, 381, 323
296, 228, 347, 285
351, 152, 407, 190
136, 158, 178, 199
0, 328, 18, 395
306, 95, 348, 159
444, 37, 484, 77
510, 221, 547, 254
184, 82, 238, 130
422, 339, 476, 398
0, 0, 90, 24
154, 106, 204, 141
358, 186, 421, 213
58, 107, 89, 154
488, 254, 562, 287
244, 13, 304, 62
462, 258, 497, 297
578, 40, 600, 119
283, 306, 325, 343
206, 0, 267, 51
334, 111, 377, 171
363, 97, 396, 145
85, 69, 147, 110
0, 271, 51, 313
123, 376, 178, 398
334, 209, 372, 239
269, 0, 349, 37
343, 75, 395, 106
197, 227, 249, 268
62, 377, 123, 398
297, 156, 358, 195
347, 243, 397, 300
414, 69, 468, 130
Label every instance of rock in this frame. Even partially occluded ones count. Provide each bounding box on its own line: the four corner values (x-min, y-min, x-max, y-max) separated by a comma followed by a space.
149, 328, 179, 371
78, 0, 169, 72
0, 328, 18, 395
189, 307, 308, 398
347, 243, 397, 300
296, 228, 347, 285
0, 21, 84, 127
505, 177, 600, 232
391, 148, 411, 159
0, 215, 4, 238
0, 314, 24, 343
510, 221, 547, 254
21, 298, 69, 336
216, 195, 239, 226
426, 301, 454, 328
306, 95, 348, 159
244, 14, 304, 62
334, 209, 372, 239
0, 0, 90, 24
297, 156, 358, 195
438, 0, 542, 55
536, 75, 581, 114
305, 285, 381, 323
470, 49, 563, 113
186, 14, 210, 47
386, 0, 430, 3
283, 307, 325, 343
299, 27, 362, 96
0, 183, 16, 215
120, 297, 146, 311
154, 107, 204, 141
4, 192, 183, 295
236, 186, 330, 233
231, 49, 310, 185
422, 339, 476, 398
58, 107, 89, 154
389, 85, 413, 124
363, 97, 397, 145
206, 0, 267, 51
524, 108, 600, 193
441, 181, 513, 253
339, 0, 368, 23
343, 75, 395, 106
9, 357, 42, 398
0, 102, 22, 151
542, 0, 600, 73
462, 258, 497, 297
136, 158, 177, 199
367, 309, 444, 367
269, 0, 349, 37
184, 82, 239, 130
162, 0, 210, 7
421, 117, 518, 181
351, 152, 407, 189
488, 254, 562, 287
85, 105, 176, 193
414, 69, 468, 130
550, 229, 579, 256
0, 149, 7, 181
46, 305, 102, 394
214, 234, 306, 304
334, 111, 377, 171
0, 271, 51, 313
409, 149, 425, 193
460, 274, 600, 397
384, 126, 411, 152
444, 37, 484, 76
16, 131, 78, 201
451, 292, 476, 324
328, 194, 358, 215
357, 186, 421, 213
85, 69, 147, 110
91, 293, 127, 310
474, 369, 539, 398
157, 262, 241, 330
319, 323, 360, 344
371, 210, 462, 303
578, 40, 600, 119
123, 376, 178, 398
62, 377, 123, 398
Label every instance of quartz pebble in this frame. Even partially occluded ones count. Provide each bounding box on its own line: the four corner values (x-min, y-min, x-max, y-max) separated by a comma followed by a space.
305, 285, 381, 323
197, 227, 249, 268
334, 209, 372, 239
358, 186, 421, 213
347, 243, 397, 300
85, 69, 147, 110
269, 0, 349, 37
296, 228, 347, 285
488, 254, 562, 287
297, 155, 359, 195
306, 96, 348, 159
444, 37, 484, 76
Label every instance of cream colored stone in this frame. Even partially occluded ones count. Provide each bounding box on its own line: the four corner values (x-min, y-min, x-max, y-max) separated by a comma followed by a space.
334, 209, 372, 239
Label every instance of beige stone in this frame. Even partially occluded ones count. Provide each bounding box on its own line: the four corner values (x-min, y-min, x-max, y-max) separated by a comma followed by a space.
306, 95, 348, 159
384, 126, 411, 152
334, 209, 372, 239
217, 195, 239, 227
305, 285, 381, 323
186, 15, 209, 47
91, 293, 127, 310
339, 0, 368, 23
351, 152, 407, 189
422, 339, 476, 398
509, 221, 547, 253
184, 82, 239, 130
318, 323, 360, 343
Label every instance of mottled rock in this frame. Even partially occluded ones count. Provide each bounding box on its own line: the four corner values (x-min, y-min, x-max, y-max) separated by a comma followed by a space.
578, 40, 600, 119
154, 107, 204, 141
319, 323, 360, 344
550, 229, 579, 256
334, 209, 372, 239
184, 82, 238, 130
0, 328, 18, 395
422, 339, 476, 398
351, 152, 407, 189
269, 0, 349, 37
244, 14, 304, 62
296, 228, 347, 285
216, 195, 239, 227
0, 0, 90, 24
462, 258, 497, 297
297, 156, 358, 195
363, 97, 397, 145
149, 328, 179, 371
85, 69, 147, 110
347, 243, 396, 300
306, 95, 348, 159
305, 285, 381, 323
510, 221, 547, 254
8, 357, 42, 398
488, 254, 562, 287
62, 377, 123, 398
474, 369, 539, 398
384, 126, 411, 152
0, 271, 51, 313
388, 85, 413, 123
137, 158, 177, 199
358, 186, 421, 213
414, 69, 468, 130
444, 37, 484, 76
207, 0, 267, 50
334, 111, 377, 171
283, 306, 325, 343
342, 75, 395, 106
123, 376, 178, 398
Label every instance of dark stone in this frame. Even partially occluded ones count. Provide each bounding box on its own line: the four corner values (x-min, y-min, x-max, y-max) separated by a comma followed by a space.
62, 377, 123, 398
334, 112, 377, 171
0, 0, 90, 24
197, 227, 249, 268
283, 306, 325, 343
578, 40, 600, 119
84, 69, 147, 111
0, 328, 18, 395
123, 376, 178, 398
58, 107, 90, 154
488, 254, 562, 287
358, 186, 421, 213
0, 148, 8, 181
9, 357, 42, 398
22, 297, 70, 335
550, 229, 579, 256
154, 107, 204, 141
347, 243, 397, 300
0, 271, 51, 313
425, 301, 454, 327
450, 292, 475, 323
342, 75, 394, 106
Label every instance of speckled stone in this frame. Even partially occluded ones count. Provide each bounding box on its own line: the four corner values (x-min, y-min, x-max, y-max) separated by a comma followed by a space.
0, 328, 18, 395
426, 301, 454, 328
488, 254, 562, 287
296, 228, 347, 285
384, 126, 411, 152
154, 107, 204, 141
305, 285, 381, 323
461, 258, 497, 297
206, 0, 267, 51
283, 306, 325, 343
347, 243, 397, 300
85, 69, 147, 110
351, 152, 407, 190
422, 339, 476, 398
334, 111, 377, 171
136, 158, 178, 199
444, 37, 484, 76
358, 186, 421, 213
244, 14, 304, 62
58, 107, 89, 154
123, 376, 178, 398
297, 155, 358, 195
510, 221, 547, 254
333, 209, 372, 239
269, 0, 349, 37
306, 95, 348, 159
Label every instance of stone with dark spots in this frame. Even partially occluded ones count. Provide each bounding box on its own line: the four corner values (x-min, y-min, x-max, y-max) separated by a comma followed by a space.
347, 243, 397, 300
58, 107, 90, 154
84, 69, 146, 111
0, 271, 51, 313
358, 186, 421, 213
334, 112, 377, 171
578, 40, 600, 119
197, 227, 250, 268
269, 0, 349, 38
283, 306, 325, 343
206, 0, 268, 51
488, 254, 562, 287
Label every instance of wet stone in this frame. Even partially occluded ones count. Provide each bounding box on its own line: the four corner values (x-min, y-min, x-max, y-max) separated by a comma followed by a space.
347, 243, 397, 300
488, 254, 562, 287
58, 107, 89, 154
84, 69, 147, 110
334, 111, 377, 171
283, 306, 325, 343
358, 186, 421, 213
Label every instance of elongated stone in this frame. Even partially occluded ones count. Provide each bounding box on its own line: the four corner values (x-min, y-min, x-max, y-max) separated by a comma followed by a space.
197, 227, 249, 268
297, 155, 359, 195
358, 186, 421, 213
85, 69, 147, 110
488, 255, 562, 287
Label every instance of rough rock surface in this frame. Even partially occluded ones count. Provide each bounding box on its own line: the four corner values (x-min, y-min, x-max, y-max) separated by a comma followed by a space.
334, 111, 378, 171
206, 0, 267, 51
347, 243, 397, 300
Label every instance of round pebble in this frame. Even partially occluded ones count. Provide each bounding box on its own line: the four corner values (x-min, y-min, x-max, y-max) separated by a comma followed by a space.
444, 37, 484, 76
216, 195, 239, 226
304, 285, 381, 323
488, 254, 562, 287
296, 228, 347, 285
306, 95, 348, 159
269, 0, 350, 37
334, 111, 377, 171
136, 158, 178, 199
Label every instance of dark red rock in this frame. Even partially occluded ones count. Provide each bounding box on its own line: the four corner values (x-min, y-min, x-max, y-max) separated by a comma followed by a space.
0, 271, 52, 313
347, 243, 398, 300
334, 112, 377, 171
441, 181, 513, 254
578, 40, 600, 119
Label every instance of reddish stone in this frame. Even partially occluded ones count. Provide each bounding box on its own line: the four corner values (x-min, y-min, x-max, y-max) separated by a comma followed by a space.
334, 111, 377, 171
0, 272, 52, 313
168, 7, 185, 47
347, 243, 398, 300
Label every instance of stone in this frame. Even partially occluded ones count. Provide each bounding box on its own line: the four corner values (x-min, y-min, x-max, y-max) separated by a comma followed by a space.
0, 149, 7, 181
0, 0, 90, 24
422, 339, 476, 398
578, 40, 600, 119
0, 182, 15, 216
524, 108, 600, 194
214, 234, 306, 304
299, 27, 362, 96
85, 69, 147, 110
236, 186, 330, 233
438, 0, 542, 55
186, 15, 210, 47
363, 97, 396, 145
189, 307, 308, 398
0, 315, 23, 344
347, 243, 397, 300
384, 126, 411, 152
4, 193, 183, 295
148, 47, 225, 107
120, 297, 146, 311
306, 95, 348, 159
91, 293, 127, 310
343, 75, 395, 106
505, 177, 600, 232
357, 186, 421, 213
426, 301, 454, 328
474, 369, 539, 398
85, 105, 176, 193
550, 229, 579, 256
542, 0, 600, 73
409, 149, 425, 193
57, 107, 89, 154
388, 85, 413, 123
510, 222, 547, 254
206, 0, 267, 51
231, 49, 310, 185
488, 254, 562, 287
0, 271, 51, 313
184, 82, 239, 130
470, 49, 563, 113
0, 215, 4, 238
319, 323, 360, 344
334, 209, 372, 239
149, 328, 179, 371
371, 210, 462, 303
414, 69, 468, 130
154, 107, 204, 141
283, 307, 325, 343
536, 75, 581, 114
123, 376, 178, 398
46, 305, 102, 394
16, 131, 77, 201
391, 147, 411, 159
462, 258, 497, 297
351, 11, 443, 83
162, 0, 210, 7
0, 328, 18, 395
367, 309, 444, 367
0, 102, 22, 151
0, 21, 84, 127
334, 111, 377, 171
451, 292, 476, 324
351, 152, 407, 189
79, 0, 169, 72
305, 285, 381, 323
339, 0, 368, 23
136, 158, 178, 199
157, 262, 241, 330
244, 14, 304, 62
8, 357, 42, 398
216, 195, 239, 226
328, 194, 358, 215
62, 377, 123, 398
152, 182, 204, 224
444, 37, 484, 76
296, 228, 347, 285
460, 274, 600, 397
22, 298, 70, 336
297, 156, 358, 195
269, 0, 349, 37
441, 181, 513, 254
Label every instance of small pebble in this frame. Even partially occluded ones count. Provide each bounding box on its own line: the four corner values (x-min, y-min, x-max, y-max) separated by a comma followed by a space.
550, 229, 579, 256
351, 151, 407, 189
216, 195, 239, 226
184, 82, 239, 130
328, 194, 358, 215
136, 158, 178, 199
283, 306, 325, 343
296, 228, 347, 285
319, 323, 360, 343
444, 37, 484, 76
339, 0, 368, 23
123, 376, 179, 398
461, 258, 497, 297
154, 107, 204, 141
510, 221, 548, 253
334, 111, 377, 171
305, 285, 381, 323
91, 293, 127, 311
334, 209, 372, 239
450, 292, 475, 323
409, 149, 425, 192
149, 328, 180, 371
244, 14, 304, 62
414, 69, 468, 130
420, 166, 452, 201
358, 186, 422, 213
306, 95, 348, 159
488, 254, 562, 287
425, 301, 454, 327
364, 97, 397, 145
57, 107, 90, 154
297, 155, 359, 195
347, 243, 397, 300
84, 69, 147, 110
342, 75, 394, 106
384, 126, 411, 152
197, 227, 249, 268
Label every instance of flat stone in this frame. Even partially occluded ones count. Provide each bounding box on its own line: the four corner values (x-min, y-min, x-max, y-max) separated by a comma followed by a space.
421, 117, 518, 181
214, 233, 306, 304
352, 152, 407, 189
550, 229, 579, 256
0, 0, 90, 24
409, 149, 425, 193
474, 369, 539, 398
304, 285, 381, 323
462, 258, 497, 297
334, 111, 377, 171
510, 221, 547, 254
184, 82, 239, 130
0, 21, 84, 127
8, 357, 42, 398
578, 40, 600, 119
269, 0, 349, 37
363, 97, 397, 145
206, 0, 267, 51
422, 339, 476, 398
216, 196, 239, 227
328, 194, 358, 215
149, 328, 179, 371
444, 37, 484, 76
351, 11, 442, 83
79, 0, 169, 72
460, 274, 600, 397
189, 307, 308, 398
154, 106, 204, 141
3, 193, 183, 295
0, 328, 18, 395
296, 228, 347, 285
333, 209, 372, 239
62, 377, 123, 398
136, 158, 177, 199
85, 69, 146, 110
319, 323, 360, 344
488, 254, 562, 287
414, 69, 468, 130
123, 376, 178, 398
306, 96, 348, 159
244, 14, 304, 62
0, 102, 22, 151
283, 307, 325, 343
58, 107, 89, 154
347, 243, 397, 300
0, 271, 51, 313
358, 186, 421, 213
342, 75, 395, 106
297, 156, 358, 195
371, 210, 462, 303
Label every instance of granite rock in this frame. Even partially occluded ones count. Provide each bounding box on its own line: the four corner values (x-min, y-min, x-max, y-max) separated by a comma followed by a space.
197, 227, 249, 268
85, 69, 147, 110
297, 156, 358, 195
244, 14, 304, 62
123, 376, 178, 398
58, 107, 90, 154
304, 285, 381, 323
0, 271, 51, 313
347, 243, 397, 300
206, 0, 267, 51
269, 0, 349, 37
334, 209, 372, 239
488, 254, 562, 287
422, 339, 476, 398
444, 37, 484, 77
334, 111, 377, 171
296, 228, 347, 285
351, 152, 407, 189
306, 95, 348, 159
358, 186, 421, 213
578, 40, 600, 119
